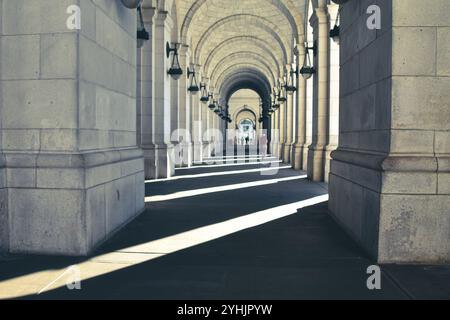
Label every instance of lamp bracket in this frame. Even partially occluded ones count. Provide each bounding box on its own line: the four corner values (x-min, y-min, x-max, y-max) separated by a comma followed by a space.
166, 42, 179, 58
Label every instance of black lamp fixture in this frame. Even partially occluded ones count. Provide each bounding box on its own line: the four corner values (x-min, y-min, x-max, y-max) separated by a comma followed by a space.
136, 5, 149, 48
166, 42, 183, 80
330, 7, 342, 44
300, 41, 316, 80
200, 83, 209, 103
277, 80, 287, 103
208, 96, 217, 110
187, 66, 199, 94
284, 65, 297, 94
271, 91, 280, 110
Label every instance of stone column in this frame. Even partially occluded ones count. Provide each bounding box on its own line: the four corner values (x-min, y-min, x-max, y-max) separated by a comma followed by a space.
208, 106, 215, 157
283, 73, 294, 163
0, 6, 6, 250
330, 0, 450, 263
170, 53, 180, 168
176, 45, 192, 167
307, 4, 330, 181
201, 81, 211, 159
292, 47, 308, 170
191, 65, 203, 163
0, 0, 144, 255
304, 65, 314, 170
278, 91, 286, 159
153, 10, 175, 178
272, 107, 280, 158
324, 3, 340, 182
140, 6, 157, 179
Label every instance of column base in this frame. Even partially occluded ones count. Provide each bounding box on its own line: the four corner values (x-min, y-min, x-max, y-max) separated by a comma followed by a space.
172, 141, 193, 168
291, 143, 307, 171
307, 145, 326, 182
330, 148, 450, 264
270, 142, 280, 159
0, 154, 7, 252
202, 142, 212, 159
325, 144, 338, 183
193, 142, 204, 163
156, 143, 175, 179
3, 148, 145, 256
302, 142, 310, 171
278, 143, 285, 160
282, 143, 293, 164
143, 144, 175, 179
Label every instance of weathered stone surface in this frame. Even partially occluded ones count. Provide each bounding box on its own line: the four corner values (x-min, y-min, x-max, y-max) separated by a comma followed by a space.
379, 194, 450, 263
0, 0, 144, 256
330, 0, 450, 263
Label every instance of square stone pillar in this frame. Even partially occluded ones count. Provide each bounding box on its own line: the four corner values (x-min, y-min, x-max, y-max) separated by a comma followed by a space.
329, 0, 450, 263
307, 5, 330, 182
152, 10, 175, 178
140, 5, 157, 179
176, 46, 193, 167
272, 108, 281, 158
0, 0, 144, 255
191, 66, 203, 163
283, 80, 294, 164
324, 3, 340, 183
201, 81, 211, 159
278, 93, 286, 158
292, 47, 308, 170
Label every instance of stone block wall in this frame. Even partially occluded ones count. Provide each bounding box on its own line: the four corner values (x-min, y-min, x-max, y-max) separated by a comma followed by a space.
0, 0, 144, 256
330, 0, 450, 263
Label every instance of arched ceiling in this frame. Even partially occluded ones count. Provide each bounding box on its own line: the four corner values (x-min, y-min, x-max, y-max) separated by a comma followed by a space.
173, 0, 309, 109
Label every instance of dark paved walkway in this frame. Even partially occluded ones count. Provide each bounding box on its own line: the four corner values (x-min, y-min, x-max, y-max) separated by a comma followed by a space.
1, 158, 450, 299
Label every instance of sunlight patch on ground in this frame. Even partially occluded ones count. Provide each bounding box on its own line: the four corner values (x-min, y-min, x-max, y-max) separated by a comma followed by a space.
0, 194, 328, 299
145, 175, 307, 202
145, 166, 292, 183
176, 160, 283, 170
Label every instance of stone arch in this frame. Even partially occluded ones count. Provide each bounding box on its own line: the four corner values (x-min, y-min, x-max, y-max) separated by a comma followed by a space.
214, 63, 275, 91
210, 54, 278, 86
209, 51, 282, 81
203, 36, 286, 77
234, 108, 258, 128
180, 0, 303, 46
233, 105, 258, 121
194, 14, 291, 65
219, 72, 272, 109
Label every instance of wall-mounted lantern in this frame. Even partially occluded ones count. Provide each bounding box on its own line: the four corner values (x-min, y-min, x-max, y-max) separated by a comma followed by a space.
166, 42, 183, 80
136, 5, 149, 48
330, 7, 342, 44
300, 42, 316, 80
200, 83, 209, 103
121, 0, 143, 9
187, 66, 200, 94
284, 65, 297, 94
277, 80, 287, 103
208, 97, 217, 110
271, 91, 280, 110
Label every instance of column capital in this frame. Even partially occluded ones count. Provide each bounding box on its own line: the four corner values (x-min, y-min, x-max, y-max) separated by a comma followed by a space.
141, 6, 156, 24
155, 10, 173, 28
310, 6, 329, 27
315, 6, 330, 23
